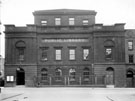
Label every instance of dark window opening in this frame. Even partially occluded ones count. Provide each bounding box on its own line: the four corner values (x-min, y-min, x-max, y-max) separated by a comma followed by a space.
41, 68, 48, 81
127, 71, 133, 78
83, 68, 90, 80
129, 55, 134, 63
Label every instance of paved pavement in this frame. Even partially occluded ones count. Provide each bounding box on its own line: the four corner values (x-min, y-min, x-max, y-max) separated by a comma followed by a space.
0, 87, 135, 101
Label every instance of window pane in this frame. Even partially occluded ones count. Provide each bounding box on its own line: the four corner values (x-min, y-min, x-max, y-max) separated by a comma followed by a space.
106, 48, 112, 59
70, 49, 75, 54
83, 20, 88, 25
129, 55, 134, 63
56, 68, 62, 76
69, 49, 75, 60
69, 18, 75, 25
55, 18, 61, 25
56, 55, 61, 60
18, 48, 24, 61
83, 49, 89, 60
41, 20, 47, 25
69, 69, 76, 80
41, 69, 48, 80
128, 41, 133, 50
10, 76, 14, 81
70, 55, 75, 60
41, 48, 48, 60
7, 76, 10, 81
56, 50, 61, 54
56, 49, 61, 60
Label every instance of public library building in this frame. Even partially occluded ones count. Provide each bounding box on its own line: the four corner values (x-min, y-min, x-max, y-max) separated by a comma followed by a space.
4, 9, 135, 87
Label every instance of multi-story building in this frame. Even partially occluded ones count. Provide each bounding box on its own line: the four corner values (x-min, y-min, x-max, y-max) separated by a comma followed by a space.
0, 55, 4, 78
125, 30, 135, 87
4, 9, 135, 87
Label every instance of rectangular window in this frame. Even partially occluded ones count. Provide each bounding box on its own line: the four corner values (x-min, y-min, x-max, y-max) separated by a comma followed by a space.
69, 18, 75, 25
128, 41, 133, 50
83, 49, 89, 60
55, 49, 62, 60
55, 18, 61, 25
41, 47, 48, 61
41, 20, 47, 26
69, 49, 75, 60
129, 54, 134, 63
105, 48, 112, 59
83, 20, 89, 25
6, 76, 14, 82
18, 48, 24, 61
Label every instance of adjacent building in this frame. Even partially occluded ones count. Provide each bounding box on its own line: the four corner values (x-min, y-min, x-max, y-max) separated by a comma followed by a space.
4, 9, 135, 87
0, 55, 4, 78
125, 30, 135, 87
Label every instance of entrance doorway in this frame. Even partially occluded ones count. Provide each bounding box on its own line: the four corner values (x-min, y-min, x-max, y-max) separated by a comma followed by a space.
16, 68, 25, 85
126, 70, 134, 87
106, 67, 114, 85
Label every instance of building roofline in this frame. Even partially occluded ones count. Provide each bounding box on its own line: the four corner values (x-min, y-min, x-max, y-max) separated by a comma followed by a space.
33, 9, 97, 15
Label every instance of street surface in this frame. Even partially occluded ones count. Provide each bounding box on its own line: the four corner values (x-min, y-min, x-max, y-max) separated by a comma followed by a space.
0, 87, 135, 101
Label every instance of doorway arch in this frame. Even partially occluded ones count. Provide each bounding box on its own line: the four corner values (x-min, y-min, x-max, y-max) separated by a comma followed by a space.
106, 67, 114, 85
126, 69, 134, 87
16, 68, 25, 85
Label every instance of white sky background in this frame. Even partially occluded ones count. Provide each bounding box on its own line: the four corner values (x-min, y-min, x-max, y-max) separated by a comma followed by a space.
0, 0, 135, 57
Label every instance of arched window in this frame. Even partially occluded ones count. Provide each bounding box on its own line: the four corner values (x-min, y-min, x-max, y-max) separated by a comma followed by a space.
15, 41, 26, 61
106, 67, 114, 71
41, 68, 48, 81
104, 40, 115, 60
55, 68, 62, 76
55, 68, 62, 81
69, 68, 76, 81
83, 67, 90, 79
127, 69, 134, 78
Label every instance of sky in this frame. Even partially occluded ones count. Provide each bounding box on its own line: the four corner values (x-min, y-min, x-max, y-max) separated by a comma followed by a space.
0, 0, 135, 57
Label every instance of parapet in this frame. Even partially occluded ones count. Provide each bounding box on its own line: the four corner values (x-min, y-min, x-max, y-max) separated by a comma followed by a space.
94, 23, 125, 32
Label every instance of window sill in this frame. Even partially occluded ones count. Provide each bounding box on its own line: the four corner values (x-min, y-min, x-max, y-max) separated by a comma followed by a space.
105, 58, 113, 61
41, 59, 48, 62
83, 59, 89, 61
55, 60, 62, 61
69, 59, 76, 61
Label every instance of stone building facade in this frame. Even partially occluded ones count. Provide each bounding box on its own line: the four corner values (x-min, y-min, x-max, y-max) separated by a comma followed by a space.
4, 9, 135, 87
0, 55, 4, 78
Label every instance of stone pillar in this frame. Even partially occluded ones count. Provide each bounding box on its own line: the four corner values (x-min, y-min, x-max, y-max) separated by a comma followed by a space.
95, 75, 97, 85
79, 77, 81, 85
49, 76, 52, 85
68, 77, 70, 85
64, 76, 66, 85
